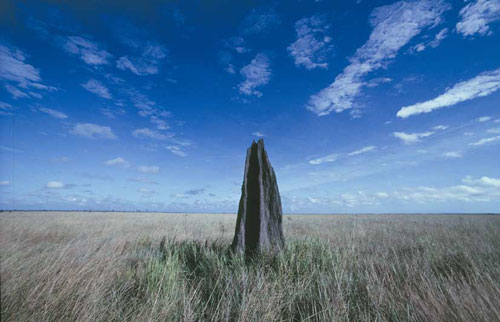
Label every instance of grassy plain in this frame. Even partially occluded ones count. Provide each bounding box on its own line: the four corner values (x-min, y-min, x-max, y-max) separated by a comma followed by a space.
1, 211, 500, 321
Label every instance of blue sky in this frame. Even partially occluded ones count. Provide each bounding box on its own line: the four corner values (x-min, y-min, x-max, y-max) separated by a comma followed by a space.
1, 0, 499, 213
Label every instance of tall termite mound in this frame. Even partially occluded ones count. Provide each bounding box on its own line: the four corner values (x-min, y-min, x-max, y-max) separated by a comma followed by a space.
231, 139, 285, 255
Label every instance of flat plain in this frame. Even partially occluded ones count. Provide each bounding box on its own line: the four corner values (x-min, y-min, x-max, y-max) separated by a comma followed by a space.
1, 211, 500, 321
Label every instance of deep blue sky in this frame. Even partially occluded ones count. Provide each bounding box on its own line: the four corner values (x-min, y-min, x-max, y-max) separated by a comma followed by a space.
1, 0, 499, 213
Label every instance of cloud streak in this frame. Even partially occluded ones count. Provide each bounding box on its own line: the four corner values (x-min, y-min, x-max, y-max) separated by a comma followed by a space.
0, 44, 56, 99
39, 107, 68, 119
307, 0, 450, 116
62, 36, 111, 65
397, 68, 500, 118
309, 153, 338, 165
393, 131, 434, 144
81, 79, 112, 99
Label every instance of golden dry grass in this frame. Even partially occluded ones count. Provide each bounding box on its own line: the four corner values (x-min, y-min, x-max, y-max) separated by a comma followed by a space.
1, 211, 500, 321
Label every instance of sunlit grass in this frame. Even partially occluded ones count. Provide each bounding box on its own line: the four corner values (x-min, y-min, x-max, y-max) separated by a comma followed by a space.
1, 211, 499, 321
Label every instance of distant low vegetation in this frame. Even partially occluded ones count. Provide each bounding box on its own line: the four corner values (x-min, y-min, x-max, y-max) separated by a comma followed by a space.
1, 212, 499, 321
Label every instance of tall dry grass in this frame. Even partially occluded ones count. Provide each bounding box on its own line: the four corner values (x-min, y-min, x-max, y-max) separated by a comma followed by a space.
1, 211, 499, 321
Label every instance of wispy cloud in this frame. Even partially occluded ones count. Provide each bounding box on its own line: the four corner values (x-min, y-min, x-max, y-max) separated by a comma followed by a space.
116, 56, 159, 75
45, 181, 76, 189
0, 44, 56, 99
62, 36, 111, 65
166, 145, 187, 157
225, 36, 249, 54
46, 181, 65, 189
456, 0, 500, 37
108, 18, 167, 75
137, 165, 160, 174
309, 153, 338, 165
0, 101, 15, 115
288, 15, 333, 70
411, 28, 448, 52
39, 107, 68, 119
240, 8, 280, 35
477, 116, 492, 122
5, 84, 28, 98
238, 53, 271, 97
463, 176, 500, 187
104, 157, 130, 168
81, 79, 112, 99
71, 123, 117, 139
397, 68, 500, 118
433, 125, 449, 130
0, 145, 23, 153
487, 128, 500, 134
469, 135, 500, 146
348, 145, 376, 156
252, 131, 265, 137
126, 89, 171, 130
393, 131, 434, 144
132, 128, 171, 140
442, 151, 463, 159
0, 180, 10, 186
307, 0, 450, 116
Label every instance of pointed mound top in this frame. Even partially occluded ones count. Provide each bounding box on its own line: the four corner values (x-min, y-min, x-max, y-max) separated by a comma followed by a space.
251, 138, 264, 146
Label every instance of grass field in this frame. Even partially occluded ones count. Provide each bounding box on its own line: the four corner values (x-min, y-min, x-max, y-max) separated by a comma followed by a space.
1, 211, 500, 321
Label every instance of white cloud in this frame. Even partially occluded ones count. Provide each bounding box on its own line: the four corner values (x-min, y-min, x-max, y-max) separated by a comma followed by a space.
411, 28, 448, 52
477, 116, 492, 122
132, 128, 170, 140
238, 53, 271, 97
138, 187, 156, 197
0, 180, 10, 186
486, 128, 500, 134
252, 131, 265, 137
39, 107, 68, 119
397, 68, 500, 118
443, 151, 463, 158
0, 44, 56, 99
393, 131, 434, 144
0, 45, 40, 85
81, 79, 112, 99
62, 36, 111, 65
463, 176, 500, 187
428, 28, 449, 47
456, 0, 500, 37
104, 157, 130, 168
46, 181, 65, 189
309, 153, 338, 165
348, 145, 376, 156
225, 64, 236, 74
288, 15, 333, 70
225, 37, 249, 54
71, 123, 117, 139
126, 89, 172, 130
433, 124, 449, 130
166, 145, 187, 157
469, 135, 500, 146
307, 0, 450, 116
366, 77, 392, 88
0, 145, 23, 153
5, 84, 28, 98
138, 165, 160, 174
116, 56, 159, 76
